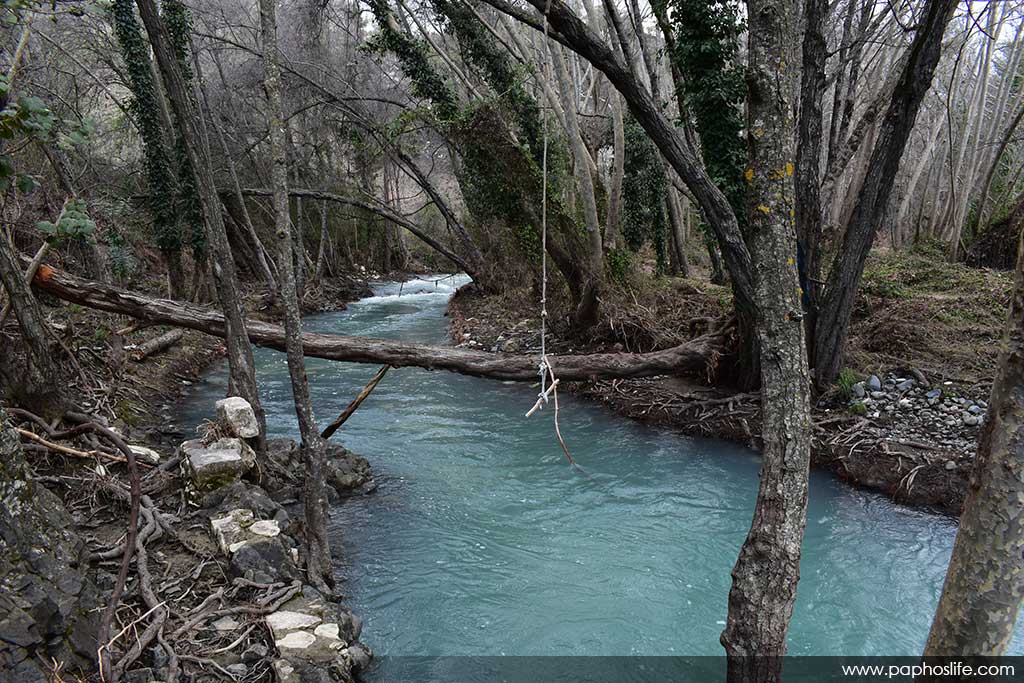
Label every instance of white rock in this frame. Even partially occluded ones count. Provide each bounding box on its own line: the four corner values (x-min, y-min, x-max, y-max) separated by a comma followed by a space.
227, 540, 249, 553
276, 631, 317, 649
215, 397, 260, 439
212, 616, 240, 631
129, 445, 161, 464
249, 520, 281, 537
313, 623, 341, 641
266, 611, 322, 633
210, 509, 255, 553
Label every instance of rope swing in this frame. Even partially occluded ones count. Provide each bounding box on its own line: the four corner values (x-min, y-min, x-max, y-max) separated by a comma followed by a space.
524, 1, 578, 471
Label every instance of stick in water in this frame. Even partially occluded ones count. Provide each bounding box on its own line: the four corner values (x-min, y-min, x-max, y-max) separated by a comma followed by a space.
321, 365, 390, 439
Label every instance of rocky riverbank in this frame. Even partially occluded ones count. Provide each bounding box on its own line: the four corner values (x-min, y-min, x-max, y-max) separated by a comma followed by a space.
1, 396, 375, 682
1, 275, 379, 682
448, 285, 990, 515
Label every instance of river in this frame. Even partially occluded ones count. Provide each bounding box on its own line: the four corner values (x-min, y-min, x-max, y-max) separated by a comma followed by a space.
177, 276, 1023, 681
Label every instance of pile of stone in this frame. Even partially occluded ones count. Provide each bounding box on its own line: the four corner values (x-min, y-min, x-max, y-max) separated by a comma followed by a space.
180, 397, 373, 683
845, 372, 988, 455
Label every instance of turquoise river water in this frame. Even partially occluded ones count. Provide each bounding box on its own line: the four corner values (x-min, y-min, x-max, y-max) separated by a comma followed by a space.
178, 276, 1023, 681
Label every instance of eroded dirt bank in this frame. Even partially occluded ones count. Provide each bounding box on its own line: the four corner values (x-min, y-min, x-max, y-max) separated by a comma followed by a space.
447, 252, 1011, 516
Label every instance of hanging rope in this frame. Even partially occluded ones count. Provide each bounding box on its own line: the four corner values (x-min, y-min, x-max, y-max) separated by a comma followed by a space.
524, 0, 577, 470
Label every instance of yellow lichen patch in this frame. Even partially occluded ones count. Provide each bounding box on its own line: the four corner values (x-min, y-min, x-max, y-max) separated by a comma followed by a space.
785, 162, 794, 176
744, 168, 754, 182
758, 205, 771, 215
787, 257, 794, 266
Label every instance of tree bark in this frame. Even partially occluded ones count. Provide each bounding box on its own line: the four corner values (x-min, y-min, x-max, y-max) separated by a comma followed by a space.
259, 0, 333, 594
719, 0, 811, 681
665, 185, 690, 277
29, 263, 728, 383
813, 0, 958, 389
794, 0, 826, 320
924, 201, 1024, 656
135, 0, 267, 449
0, 236, 68, 417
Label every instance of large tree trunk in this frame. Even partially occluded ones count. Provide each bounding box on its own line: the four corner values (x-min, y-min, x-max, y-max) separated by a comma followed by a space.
813, 0, 958, 389
259, 0, 333, 594
719, 0, 812, 681
0, 235, 68, 417
923, 203, 1024, 656
136, 0, 268, 449
29, 263, 727, 382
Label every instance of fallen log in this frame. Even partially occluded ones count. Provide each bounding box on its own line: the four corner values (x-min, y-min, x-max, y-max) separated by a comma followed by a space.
30, 263, 726, 382
130, 329, 184, 361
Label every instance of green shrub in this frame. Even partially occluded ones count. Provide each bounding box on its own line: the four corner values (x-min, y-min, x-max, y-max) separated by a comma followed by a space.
836, 367, 859, 401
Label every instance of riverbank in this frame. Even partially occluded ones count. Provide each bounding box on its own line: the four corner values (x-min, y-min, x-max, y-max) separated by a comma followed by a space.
2, 274, 376, 682
447, 250, 1011, 515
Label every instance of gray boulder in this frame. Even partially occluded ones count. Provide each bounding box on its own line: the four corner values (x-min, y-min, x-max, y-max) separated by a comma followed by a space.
181, 438, 255, 491
0, 411, 99, 681
866, 375, 882, 391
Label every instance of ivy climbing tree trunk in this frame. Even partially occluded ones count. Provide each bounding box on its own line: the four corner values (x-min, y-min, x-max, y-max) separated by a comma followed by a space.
111, 0, 184, 300
719, 0, 812, 680
923, 212, 1024, 657
134, 0, 267, 450
258, 0, 334, 593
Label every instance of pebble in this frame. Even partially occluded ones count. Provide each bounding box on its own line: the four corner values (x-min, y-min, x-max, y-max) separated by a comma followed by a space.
836, 371, 988, 457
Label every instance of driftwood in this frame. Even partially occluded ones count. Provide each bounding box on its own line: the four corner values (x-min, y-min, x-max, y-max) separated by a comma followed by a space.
30, 263, 727, 382
321, 365, 390, 439
130, 329, 184, 362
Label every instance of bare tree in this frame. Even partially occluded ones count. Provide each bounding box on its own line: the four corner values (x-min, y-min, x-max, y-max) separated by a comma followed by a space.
258, 0, 334, 593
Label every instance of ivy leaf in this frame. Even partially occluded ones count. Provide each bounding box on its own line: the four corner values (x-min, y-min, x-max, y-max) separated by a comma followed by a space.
15, 173, 35, 193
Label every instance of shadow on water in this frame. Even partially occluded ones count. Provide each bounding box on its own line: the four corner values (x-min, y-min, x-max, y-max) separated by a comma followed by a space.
175, 275, 1024, 683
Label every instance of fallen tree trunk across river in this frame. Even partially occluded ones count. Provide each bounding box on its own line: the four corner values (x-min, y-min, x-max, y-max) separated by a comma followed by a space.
31, 263, 726, 382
